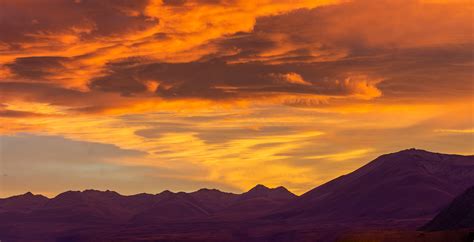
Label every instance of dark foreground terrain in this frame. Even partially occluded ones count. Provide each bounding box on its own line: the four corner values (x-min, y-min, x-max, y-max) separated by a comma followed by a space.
1, 149, 473, 242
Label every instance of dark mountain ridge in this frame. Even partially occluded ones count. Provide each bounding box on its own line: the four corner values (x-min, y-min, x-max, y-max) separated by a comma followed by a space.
0, 184, 297, 223
1, 149, 473, 241
0, 192, 48, 213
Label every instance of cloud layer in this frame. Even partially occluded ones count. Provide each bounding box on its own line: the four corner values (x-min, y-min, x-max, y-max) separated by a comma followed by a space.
0, 0, 472, 196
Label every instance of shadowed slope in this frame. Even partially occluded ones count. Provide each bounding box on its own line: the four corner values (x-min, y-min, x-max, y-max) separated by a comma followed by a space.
421, 185, 474, 231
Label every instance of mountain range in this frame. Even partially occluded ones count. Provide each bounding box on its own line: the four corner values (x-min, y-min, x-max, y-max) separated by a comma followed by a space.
0, 149, 473, 241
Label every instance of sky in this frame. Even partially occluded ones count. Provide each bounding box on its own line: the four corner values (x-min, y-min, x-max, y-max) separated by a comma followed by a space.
0, 0, 473, 197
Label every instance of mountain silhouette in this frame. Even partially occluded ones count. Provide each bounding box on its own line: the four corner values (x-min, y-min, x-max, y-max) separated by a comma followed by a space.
0, 149, 472, 241
239, 184, 296, 201
271, 149, 474, 227
0, 192, 48, 213
421, 185, 474, 231
25, 189, 159, 223
215, 184, 296, 218
131, 185, 297, 222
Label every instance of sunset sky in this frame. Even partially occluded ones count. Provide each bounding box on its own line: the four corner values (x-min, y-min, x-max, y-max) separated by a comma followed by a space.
0, 0, 473, 197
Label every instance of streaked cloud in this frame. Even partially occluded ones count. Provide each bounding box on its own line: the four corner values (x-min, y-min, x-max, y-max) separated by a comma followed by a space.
435, 129, 474, 134
306, 148, 375, 162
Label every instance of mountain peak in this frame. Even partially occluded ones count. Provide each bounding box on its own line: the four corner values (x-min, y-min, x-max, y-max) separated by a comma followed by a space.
83, 189, 120, 196
4, 191, 47, 201
372, 149, 473, 169
387, 148, 470, 158
23, 191, 34, 196
287, 149, 474, 223
394, 148, 447, 156
158, 190, 175, 196
248, 184, 270, 193
398, 148, 425, 153
274, 186, 292, 193
241, 184, 296, 202
195, 188, 220, 193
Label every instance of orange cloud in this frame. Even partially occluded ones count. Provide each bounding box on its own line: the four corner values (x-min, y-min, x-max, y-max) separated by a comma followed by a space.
271, 72, 312, 86
336, 76, 382, 100
0, 0, 472, 195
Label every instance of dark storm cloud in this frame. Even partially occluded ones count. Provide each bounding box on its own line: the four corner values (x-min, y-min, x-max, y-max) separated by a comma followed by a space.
89, 59, 381, 99
162, 0, 187, 6
162, 0, 233, 7
0, 110, 47, 118
82, 0, 472, 102
5, 56, 69, 80
0, 82, 88, 106
215, 0, 472, 61
0, 0, 157, 48
89, 74, 148, 96
87, 57, 151, 96
0, 0, 471, 114
88, 40, 472, 101
0, 82, 126, 114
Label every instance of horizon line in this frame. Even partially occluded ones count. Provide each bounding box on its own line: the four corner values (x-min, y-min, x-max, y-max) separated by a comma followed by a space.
3, 148, 472, 199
